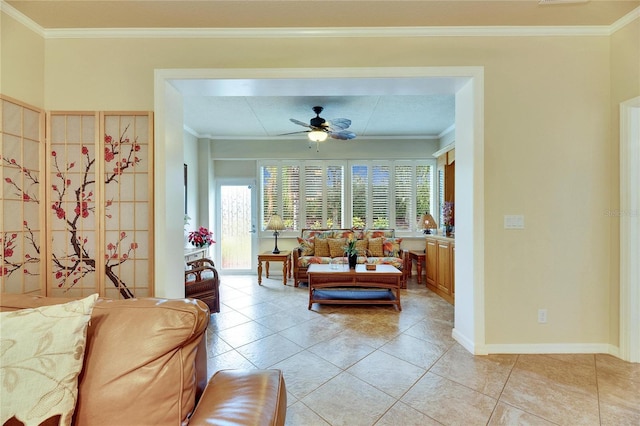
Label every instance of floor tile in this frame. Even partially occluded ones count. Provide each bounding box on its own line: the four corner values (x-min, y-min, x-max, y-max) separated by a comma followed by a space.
401, 372, 497, 425
308, 331, 377, 369
487, 402, 556, 426
499, 356, 600, 425
346, 350, 426, 398
374, 401, 442, 425
429, 344, 517, 398
235, 333, 303, 369
270, 350, 342, 399
285, 401, 331, 426
379, 333, 448, 370
301, 372, 396, 426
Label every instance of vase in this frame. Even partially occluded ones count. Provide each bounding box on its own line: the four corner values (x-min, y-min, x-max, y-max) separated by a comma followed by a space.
348, 253, 357, 269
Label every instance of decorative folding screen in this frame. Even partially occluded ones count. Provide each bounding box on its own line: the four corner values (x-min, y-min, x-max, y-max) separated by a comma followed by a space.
47, 112, 153, 299
0, 96, 46, 294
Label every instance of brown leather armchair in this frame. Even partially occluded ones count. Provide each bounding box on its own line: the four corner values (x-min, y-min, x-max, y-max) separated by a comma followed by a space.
0, 294, 286, 426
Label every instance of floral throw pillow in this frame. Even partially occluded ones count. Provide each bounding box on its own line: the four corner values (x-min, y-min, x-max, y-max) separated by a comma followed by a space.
368, 237, 384, 257
0, 294, 98, 426
383, 238, 403, 257
296, 237, 315, 256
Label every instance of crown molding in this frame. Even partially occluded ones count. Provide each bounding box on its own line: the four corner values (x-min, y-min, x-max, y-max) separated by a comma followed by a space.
3, 0, 636, 39
0, 1, 44, 37
609, 6, 640, 35
43, 25, 612, 40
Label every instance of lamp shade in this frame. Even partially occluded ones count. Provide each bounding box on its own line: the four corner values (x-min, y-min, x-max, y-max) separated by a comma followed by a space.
308, 131, 328, 142
266, 214, 284, 231
419, 213, 437, 230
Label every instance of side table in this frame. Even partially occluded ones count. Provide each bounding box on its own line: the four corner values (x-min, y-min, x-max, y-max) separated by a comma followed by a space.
257, 251, 291, 285
408, 250, 426, 285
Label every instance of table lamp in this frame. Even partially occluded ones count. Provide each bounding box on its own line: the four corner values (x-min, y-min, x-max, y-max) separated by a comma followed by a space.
419, 212, 437, 234
266, 214, 284, 254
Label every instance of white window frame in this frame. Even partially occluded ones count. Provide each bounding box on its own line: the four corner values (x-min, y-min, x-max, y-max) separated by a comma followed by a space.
258, 159, 436, 238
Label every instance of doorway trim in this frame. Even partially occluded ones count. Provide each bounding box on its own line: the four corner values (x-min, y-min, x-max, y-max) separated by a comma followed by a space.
154, 66, 486, 353
619, 96, 640, 362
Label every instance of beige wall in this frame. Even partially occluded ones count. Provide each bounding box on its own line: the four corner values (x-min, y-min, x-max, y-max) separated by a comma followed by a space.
3, 10, 637, 350
0, 12, 44, 107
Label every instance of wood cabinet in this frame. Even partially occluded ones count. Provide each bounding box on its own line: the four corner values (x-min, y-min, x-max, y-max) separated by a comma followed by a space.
425, 236, 455, 304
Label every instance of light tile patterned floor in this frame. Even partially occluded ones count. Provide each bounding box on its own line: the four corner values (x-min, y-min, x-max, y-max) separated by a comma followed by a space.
206, 274, 640, 426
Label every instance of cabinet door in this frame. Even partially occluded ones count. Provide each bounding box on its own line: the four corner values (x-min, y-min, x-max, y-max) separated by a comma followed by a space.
425, 238, 437, 287
451, 243, 455, 300
436, 241, 451, 295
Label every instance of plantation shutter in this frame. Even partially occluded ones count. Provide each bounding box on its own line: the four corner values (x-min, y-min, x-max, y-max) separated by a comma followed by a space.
416, 164, 432, 224
351, 164, 368, 228
281, 165, 300, 231
326, 165, 343, 228
394, 165, 412, 230
261, 165, 278, 229
304, 165, 323, 228
372, 165, 390, 228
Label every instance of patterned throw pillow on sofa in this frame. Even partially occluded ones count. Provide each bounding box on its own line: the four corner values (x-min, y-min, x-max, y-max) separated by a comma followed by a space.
383, 238, 403, 257
368, 237, 384, 257
296, 237, 315, 256
355, 239, 368, 256
328, 238, 347, 258
314, 238, 331, 257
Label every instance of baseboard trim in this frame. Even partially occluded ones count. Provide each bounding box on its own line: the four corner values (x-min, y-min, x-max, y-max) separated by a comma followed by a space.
482, 343, 620, 356
452, 328, 489, 355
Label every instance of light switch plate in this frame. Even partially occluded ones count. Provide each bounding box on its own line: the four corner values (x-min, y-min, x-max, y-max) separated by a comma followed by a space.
504, 215, 525, 229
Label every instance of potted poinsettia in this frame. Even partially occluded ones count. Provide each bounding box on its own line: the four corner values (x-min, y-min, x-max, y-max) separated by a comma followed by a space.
188, 226, 215, 247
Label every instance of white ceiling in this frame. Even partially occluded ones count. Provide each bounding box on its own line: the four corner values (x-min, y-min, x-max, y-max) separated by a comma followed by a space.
172, 77, 463, 140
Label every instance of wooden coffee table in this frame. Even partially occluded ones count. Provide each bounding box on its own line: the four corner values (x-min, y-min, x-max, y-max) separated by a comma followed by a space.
307, 264, 402, 310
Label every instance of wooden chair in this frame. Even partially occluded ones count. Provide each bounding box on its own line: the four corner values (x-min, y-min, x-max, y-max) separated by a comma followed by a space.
185, 258, 220, 313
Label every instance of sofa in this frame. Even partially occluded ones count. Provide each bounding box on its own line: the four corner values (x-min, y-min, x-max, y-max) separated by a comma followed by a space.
292, 228, 409, 288
0, 294, 286, 426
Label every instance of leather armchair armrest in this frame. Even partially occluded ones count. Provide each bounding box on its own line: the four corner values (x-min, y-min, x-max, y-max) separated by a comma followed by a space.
188, 369, 287, 426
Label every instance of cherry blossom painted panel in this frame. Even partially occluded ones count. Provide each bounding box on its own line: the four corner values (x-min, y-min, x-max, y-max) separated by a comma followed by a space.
48, 113, 100, 298
0, 97, 45, 294
102, 113, 153, 299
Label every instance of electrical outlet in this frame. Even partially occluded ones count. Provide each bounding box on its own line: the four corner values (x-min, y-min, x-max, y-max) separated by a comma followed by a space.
538, 309, 547, 324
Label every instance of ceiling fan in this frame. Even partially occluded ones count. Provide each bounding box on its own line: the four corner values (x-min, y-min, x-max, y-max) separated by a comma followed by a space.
285, 106, 356, 150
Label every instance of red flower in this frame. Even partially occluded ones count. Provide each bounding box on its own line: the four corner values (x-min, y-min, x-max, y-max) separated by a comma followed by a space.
105, 148, 115, 162
56, 207, 65, 219
52, 151, 56, 157
105, 134, 113, 143
134, 145, 140, 151
22, 194, 30, 201
82, 146, 89, 155
4, 178, 11, 183
0, 267, 7, 276
4, 248, 13, 257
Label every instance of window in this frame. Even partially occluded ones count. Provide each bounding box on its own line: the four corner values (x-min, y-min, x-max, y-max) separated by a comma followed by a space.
260, 160, 434, 235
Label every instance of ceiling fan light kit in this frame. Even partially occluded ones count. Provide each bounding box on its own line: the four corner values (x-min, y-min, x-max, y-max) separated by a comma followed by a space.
308, 130, 328, 142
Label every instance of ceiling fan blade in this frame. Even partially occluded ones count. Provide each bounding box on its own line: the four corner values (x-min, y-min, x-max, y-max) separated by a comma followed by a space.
278, 130, 310, 136
290, 118, 311, 128
327, 118, 351, 131
330, 130, 356, 140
